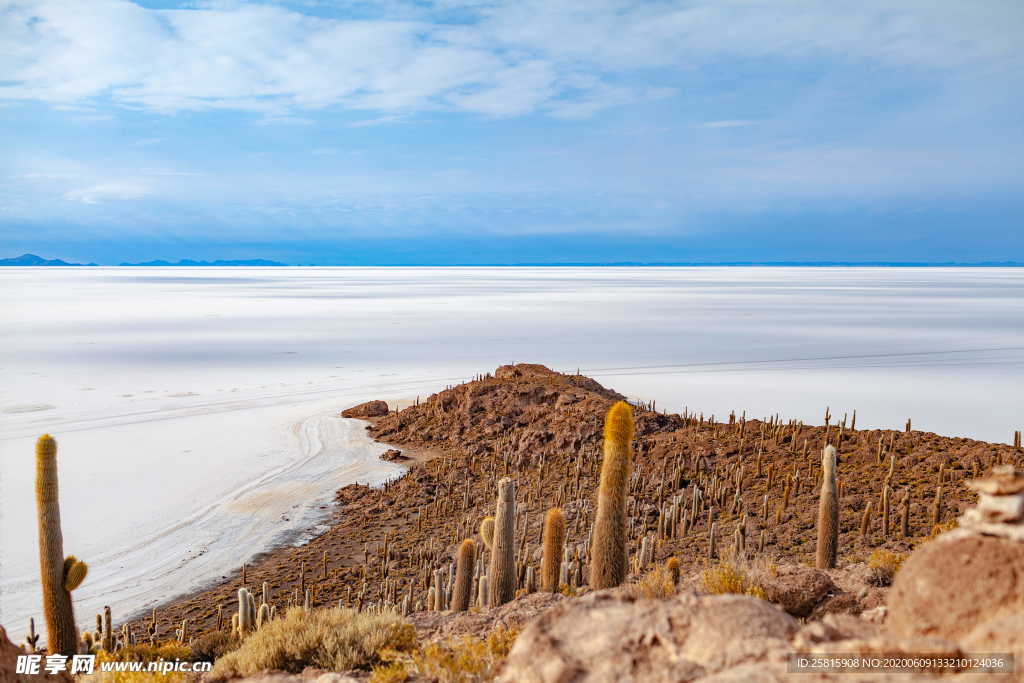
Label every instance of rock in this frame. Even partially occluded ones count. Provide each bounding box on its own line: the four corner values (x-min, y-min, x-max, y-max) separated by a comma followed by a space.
0, 626, 73, 683
887, 533, 1024, 642
340, 400, 389, 418
380, 449, 408, 462
959, 613, 1024, 662
761, 566, 836, 617
409, 592, 563, 643
496, 590, 797, 683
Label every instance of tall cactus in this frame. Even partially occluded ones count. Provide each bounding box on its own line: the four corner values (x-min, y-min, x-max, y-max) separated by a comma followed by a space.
816, 444, 839, 569
101, 606, 112, 651
541, 508, 566, 593
590, 401, 634, 589
35, 435, 87, 656
488, 478, 517, 607
452, 539, 476, 611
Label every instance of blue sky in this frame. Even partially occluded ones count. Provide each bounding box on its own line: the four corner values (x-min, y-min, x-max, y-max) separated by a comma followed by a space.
1, 0, 1022, 264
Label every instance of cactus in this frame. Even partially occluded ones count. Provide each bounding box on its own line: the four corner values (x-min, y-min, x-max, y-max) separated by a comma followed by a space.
860, 500, 873, 537
237, 588, 254, 635
257, 603, 270, 629
666, 557, 680, 586
24, 618, 40, 653
101, 606, 112, 651
881, 485, 891, 538
35, 435, 86, 656
816, 445, 839, 569
452, 539, 476, 611
901, 488, 911, 537
590, 401, 634, 589
477, 575, 489, 608
479, 516, 495, 550
541, 508, 566, 593
488, 478, 517, 607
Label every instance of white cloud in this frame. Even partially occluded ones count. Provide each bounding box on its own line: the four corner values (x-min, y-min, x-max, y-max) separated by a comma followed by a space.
63, 181, 153, 204
3, 1, 1016, 120
700, 120, 757, 129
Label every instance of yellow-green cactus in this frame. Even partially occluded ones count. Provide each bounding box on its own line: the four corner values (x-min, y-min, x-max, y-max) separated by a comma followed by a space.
590, 401, 634, 589
35, 435, 86, 656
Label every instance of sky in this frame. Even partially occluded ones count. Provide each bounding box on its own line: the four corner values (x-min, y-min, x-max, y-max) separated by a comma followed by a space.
1, 0, 1022, 265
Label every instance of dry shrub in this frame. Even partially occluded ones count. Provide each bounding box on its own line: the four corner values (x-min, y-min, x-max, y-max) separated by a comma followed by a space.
210, 607, 416, 678
188, 630, 240, 663
866, 548, 907, 587
100, 642, 191, 663
628, 563, 677, 599
94, 643, 192, 683
371, 627, 519, 683
701, 560, 767, 600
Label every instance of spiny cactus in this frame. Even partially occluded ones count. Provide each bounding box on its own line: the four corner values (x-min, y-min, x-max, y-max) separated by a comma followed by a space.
590, 401, 634, 589
237, 588, 254, 635
901, 488, 911, 537
860, 500, 873, 537
881, 485, 891, 538
488, 478, 517, 607
35, 435, 87, 656
541, 508, 565, 593
257, 603, 270, 629
24, 617, 40, 653
666, 557, 680, 586
816, 445, 839, 569
101, 606, 112, 651
479, 516, 495, 550
477, 574, 489, 608
452, 539, 476, 611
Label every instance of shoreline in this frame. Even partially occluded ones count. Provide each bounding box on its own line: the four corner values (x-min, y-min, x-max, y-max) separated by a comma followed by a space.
137, 414, 444, 632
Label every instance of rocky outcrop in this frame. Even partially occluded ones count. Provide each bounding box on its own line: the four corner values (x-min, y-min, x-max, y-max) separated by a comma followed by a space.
496, 590, 797, 682
380, 449, 409, 462
409, 592, 563, 643
887, 466, 1024, 643
340, 400, 389, 418
0, 627, 73, 683
760, 566, 837, 618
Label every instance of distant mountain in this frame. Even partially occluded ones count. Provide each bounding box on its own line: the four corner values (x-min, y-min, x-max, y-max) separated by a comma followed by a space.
118, 258, 287, 266
0, 253, 96, 266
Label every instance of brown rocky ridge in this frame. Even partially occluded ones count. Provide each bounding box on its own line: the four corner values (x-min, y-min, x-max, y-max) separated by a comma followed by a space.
44, 364, 1022, 681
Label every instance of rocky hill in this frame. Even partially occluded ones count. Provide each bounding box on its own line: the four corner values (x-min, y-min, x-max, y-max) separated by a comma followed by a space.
152, 364, 1017, 641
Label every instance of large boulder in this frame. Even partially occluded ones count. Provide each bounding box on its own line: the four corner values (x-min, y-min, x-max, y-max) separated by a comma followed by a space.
888, 533, 1024, 641
760, 566, 837, 618
340, 400, 389, 418
496, 590, 797, 683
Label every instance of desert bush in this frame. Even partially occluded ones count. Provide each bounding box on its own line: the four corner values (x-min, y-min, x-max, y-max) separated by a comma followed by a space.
94, 644, 192, 683
371, 627, 519, 683
100, 642, 191, 663
188, 630, 240, 663
866, 548, 907, 586
701, 560, 767, 599
628, 563, 677, 599
210, 607, 416, 678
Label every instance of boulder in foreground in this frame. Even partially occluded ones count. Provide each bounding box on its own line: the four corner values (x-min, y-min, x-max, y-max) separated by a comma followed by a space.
497, 590, 797, 682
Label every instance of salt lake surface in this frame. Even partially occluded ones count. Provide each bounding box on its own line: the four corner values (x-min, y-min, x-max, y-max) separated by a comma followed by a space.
1, 266, 1022, 635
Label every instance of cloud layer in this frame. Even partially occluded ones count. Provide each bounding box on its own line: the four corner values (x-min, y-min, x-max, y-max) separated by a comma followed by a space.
3, 0, 1021, 118
1, 1, 1022, 262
